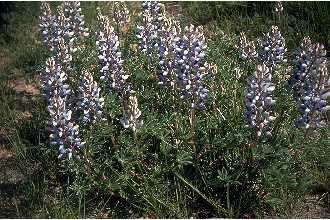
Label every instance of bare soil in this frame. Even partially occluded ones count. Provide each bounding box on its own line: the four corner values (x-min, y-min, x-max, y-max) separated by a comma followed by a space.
0, 148, 26, 218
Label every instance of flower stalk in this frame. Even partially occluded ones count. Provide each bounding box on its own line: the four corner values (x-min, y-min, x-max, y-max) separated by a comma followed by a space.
288, 37, 329, 130
245, 64, 276, 137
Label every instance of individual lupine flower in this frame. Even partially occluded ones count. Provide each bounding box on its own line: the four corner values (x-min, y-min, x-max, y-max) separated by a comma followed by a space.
63, 1, 89, 52
39, 2, 56, 51
245, 64, 276, 137
77, 69, 105, 124
172, 24, 211, 110
259, 25, 286, 69
288, 37, 329, 129
112, 1, 130, 30
120, 95, 143, 133
238, 32, 258, 60
96, 10, 130, 98
40, 57, 71, 101
48, 90, 84, 159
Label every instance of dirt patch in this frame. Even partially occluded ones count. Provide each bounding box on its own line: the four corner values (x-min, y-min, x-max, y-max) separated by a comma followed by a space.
0, 129, 10, 146
6, 77, 40, 119
0, 148, 15, 160
292, 195, 330, 218
0, 149, 24, 218
9, 79, 39, 96
0, 151, 26, 185
15, 110, 33, 121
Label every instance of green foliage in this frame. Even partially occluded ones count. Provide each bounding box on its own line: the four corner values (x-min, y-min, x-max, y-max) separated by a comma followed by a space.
0, 1, 329, 218
181, 1, 330, 50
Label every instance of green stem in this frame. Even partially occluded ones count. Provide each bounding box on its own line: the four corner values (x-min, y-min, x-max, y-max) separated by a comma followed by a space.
172, 85, 179, 148
226, 184, 231, 215
272, 108, 285, 141
190, 107, 196, 154
304, 127, 311, 139
174, 172, 228, 216
133, 130, 138, 146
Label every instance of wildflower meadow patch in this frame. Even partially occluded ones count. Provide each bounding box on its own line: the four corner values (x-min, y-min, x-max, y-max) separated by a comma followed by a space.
0, 1, 329, 218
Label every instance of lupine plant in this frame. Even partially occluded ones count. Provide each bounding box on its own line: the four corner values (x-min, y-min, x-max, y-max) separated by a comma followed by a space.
136, 1, 164, 63
288, 37, 329, 129
40, 57, 71, 101
172, 24, 212, 110
39, 2, 56, 51
112, 1, 131, 34
43, 57, 84, 159
96, 9, 130, 98
77, 69, 105, 124
48, 90, 85, 159
32, 1, 330, 218
63, 1, 89, 52
137, 1, 182, 87
39, 2, 89, 159
242, 25, 286, 137
120, 95, 143, 140
238, 26, 286, 70
56, 2, 89, 54
274, 1, 284, 13
96, 8, 143, 134
259, 25, 286, 69
238, 32, 258, 61
245, 63, 276, 137
55, 37, 73, 72
153, 9, 177, 86
39, 2, 89, 54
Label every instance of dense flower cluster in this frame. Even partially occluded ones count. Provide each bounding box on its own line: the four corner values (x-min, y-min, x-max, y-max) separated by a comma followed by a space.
136, 1, 163, 62
120, 95, 143, 133
245, 64, 276, 137
77, 69, 105, 124
155, 16, 183, 86
238, 32, 258, 60
55, 37, 73, 72
39, 2, 56, 51
48, 91, 84, 159
288, 37, 314, 96
112, 1, 130, 30
43, 57, 84, 159
259, 25, 286, 69
288, 37, 329, 129
40, 57, 71, 102
172, 25, 212, 110
63, 1, 90, 52
39, 2, 89, 160
39, 1, 89, 54
96, 9, 130, 98
54, 5, 70, 44
136, 2, 214, 108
